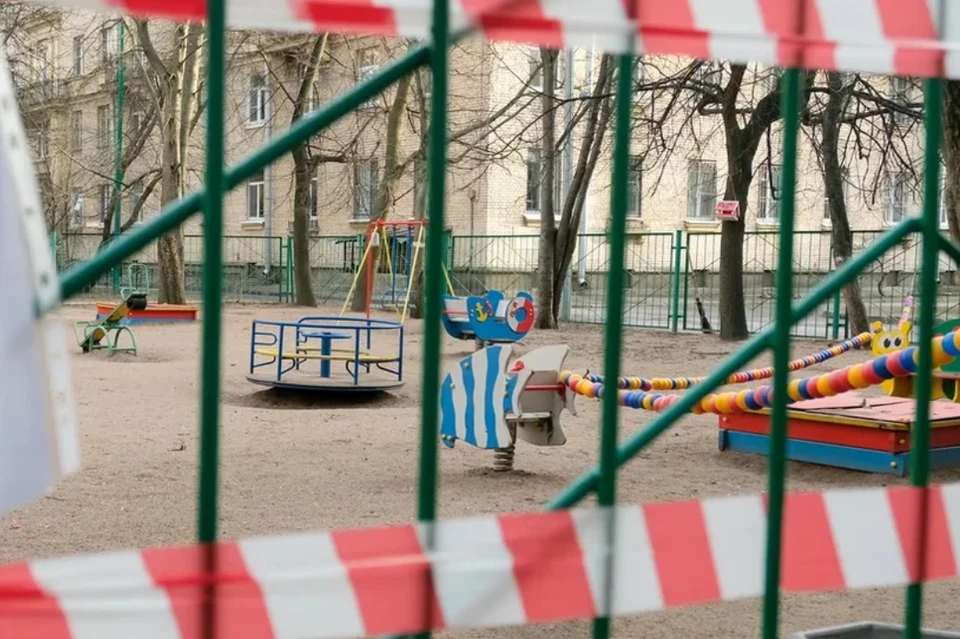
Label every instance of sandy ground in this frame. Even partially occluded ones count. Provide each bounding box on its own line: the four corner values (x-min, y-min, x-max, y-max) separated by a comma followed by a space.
3, 303, 960, 638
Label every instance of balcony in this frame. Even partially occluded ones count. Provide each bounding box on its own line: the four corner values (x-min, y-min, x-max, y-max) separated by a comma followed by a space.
18, 78, 69, 109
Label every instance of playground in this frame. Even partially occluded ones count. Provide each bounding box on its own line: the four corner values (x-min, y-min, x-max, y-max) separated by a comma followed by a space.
0, 303, 958, 638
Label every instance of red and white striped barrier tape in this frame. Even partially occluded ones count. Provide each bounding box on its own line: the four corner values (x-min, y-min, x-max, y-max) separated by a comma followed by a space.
20, 0, 960, 80
2, 482, 960, 639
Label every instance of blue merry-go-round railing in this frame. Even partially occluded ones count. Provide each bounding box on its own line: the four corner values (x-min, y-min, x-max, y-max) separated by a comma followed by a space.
247, 315, 404, 393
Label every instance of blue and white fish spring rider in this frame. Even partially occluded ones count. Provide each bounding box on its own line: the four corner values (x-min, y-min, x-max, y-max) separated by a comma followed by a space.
439, 344, 577, 471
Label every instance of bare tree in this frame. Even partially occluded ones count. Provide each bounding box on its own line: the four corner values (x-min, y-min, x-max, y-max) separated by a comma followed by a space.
533, 51, 615, 326
819, 71, 870, 333
289, 34, 327, 307
137, 19, 204, 304
943, 82, 960, 242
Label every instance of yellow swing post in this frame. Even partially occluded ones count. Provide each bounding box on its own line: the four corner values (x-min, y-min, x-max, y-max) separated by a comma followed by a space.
399, 223, 426, 323
338, 225, 381, 318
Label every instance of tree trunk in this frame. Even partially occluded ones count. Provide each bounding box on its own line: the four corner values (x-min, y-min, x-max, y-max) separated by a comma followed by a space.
718, 169, 749, 340
350, 74, 411, 313
156, 82, 186, 304
536, 48, 558, 329
291, 35, 327, 307
551, 55, 613, 322
943, 81, 960, 243
822, 71, 870, 334
143, 22, 202, 305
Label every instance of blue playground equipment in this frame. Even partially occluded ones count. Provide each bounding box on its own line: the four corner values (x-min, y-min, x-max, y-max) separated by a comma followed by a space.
247, 316, 404, 393
440, 290, 535, 347
439, 344, 577, 471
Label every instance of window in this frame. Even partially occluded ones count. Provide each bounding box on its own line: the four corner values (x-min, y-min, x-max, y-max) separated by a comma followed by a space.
97, 105, 112, 148
130, 110, 144, 134
128, 181, 144, 222
412, 157, 427, 217
309, 175, 318, 219
524, 148, 563, 214
884, 171, 908, 224
73, 36, 84, 75
354, 159, 379, 220
36, 124, 49, 160
890, 76, 911, 124
823, 168, 850, 224
765, 66, 783, 94
757, 164, 783, 222
246, 170, 265, 219
627, 155, 642, 217
686, 159, 717, 220
32, 41, 52, 94
689, 61, 721, 106
71, 111, 82, 151
69, 189, 83, 228
528, 47, 542, 91
247, 73, 267, 124
98, 184, 111, 225
101, 23, 118, 64
358, 48, 379, 107
632, 59, 644, 102
941, 172, 950, 230
526, 148, 542, 211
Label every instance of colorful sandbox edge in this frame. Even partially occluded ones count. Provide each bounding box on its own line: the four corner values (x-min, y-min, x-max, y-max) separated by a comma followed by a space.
95, 302, 198, 324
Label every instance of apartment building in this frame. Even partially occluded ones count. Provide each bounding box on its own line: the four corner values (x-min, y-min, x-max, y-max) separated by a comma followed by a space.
6, 9, 937, 277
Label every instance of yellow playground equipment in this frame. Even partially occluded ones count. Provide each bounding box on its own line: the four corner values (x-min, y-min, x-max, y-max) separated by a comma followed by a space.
339, 219, 454, 323
72, 292, 147, 356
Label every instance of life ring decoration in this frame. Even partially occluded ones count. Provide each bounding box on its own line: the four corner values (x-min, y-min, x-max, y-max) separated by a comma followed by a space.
506, 296, 535, 334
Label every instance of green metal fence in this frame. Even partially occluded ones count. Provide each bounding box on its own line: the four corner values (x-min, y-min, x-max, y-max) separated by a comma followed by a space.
55, 227, 960, 339
51, 232, 288, 302
42, 2, 955, 638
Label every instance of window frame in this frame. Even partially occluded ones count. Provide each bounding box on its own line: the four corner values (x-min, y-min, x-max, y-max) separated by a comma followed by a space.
757, 163, 783, 223
884, 170, 908, 225
73, 36, 84, 76
98, 183, 111, 226
686, 159, 717, 221
71, 110, 83, 152
627, 155, 642, 218
353, 159, 379, 221
96, 104, 113, 149
246, 170, 266, 220
246, 72, 268, 126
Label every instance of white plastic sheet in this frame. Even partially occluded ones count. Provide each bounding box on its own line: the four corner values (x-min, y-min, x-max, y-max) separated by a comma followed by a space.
0, 44, 79, 517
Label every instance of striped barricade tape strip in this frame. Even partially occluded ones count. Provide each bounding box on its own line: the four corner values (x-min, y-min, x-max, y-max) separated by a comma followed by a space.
1, 482, 959, 639
19, 0, 960, 79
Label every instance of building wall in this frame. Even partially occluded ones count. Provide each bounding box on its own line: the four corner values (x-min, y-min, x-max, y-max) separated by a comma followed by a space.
9, 12, 934, 275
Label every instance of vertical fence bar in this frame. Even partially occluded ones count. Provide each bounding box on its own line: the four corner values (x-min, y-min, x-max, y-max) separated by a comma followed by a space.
198, 0, 226, 636
413, 0, 448, 635
760, 66, 802, 639
112, 19, 126, 293
670, 229, 683, 332
902, 76, 943, 639
592, 46, 635, 639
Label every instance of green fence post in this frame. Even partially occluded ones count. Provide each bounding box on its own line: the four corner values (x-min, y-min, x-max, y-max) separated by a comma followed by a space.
760, 66, 803, 639
670, 229, 683, 333
902, 75, 943, 639
412, 0, 449, 637
197, 0, 226, 636
287, 236, 294, 302
591, 45, 635, 639
830, 286, 842, 341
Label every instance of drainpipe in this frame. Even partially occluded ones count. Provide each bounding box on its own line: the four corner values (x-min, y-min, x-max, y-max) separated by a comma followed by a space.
577, 44, 595, 287
561, 47, 574, 320
262, 67, 273, 275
